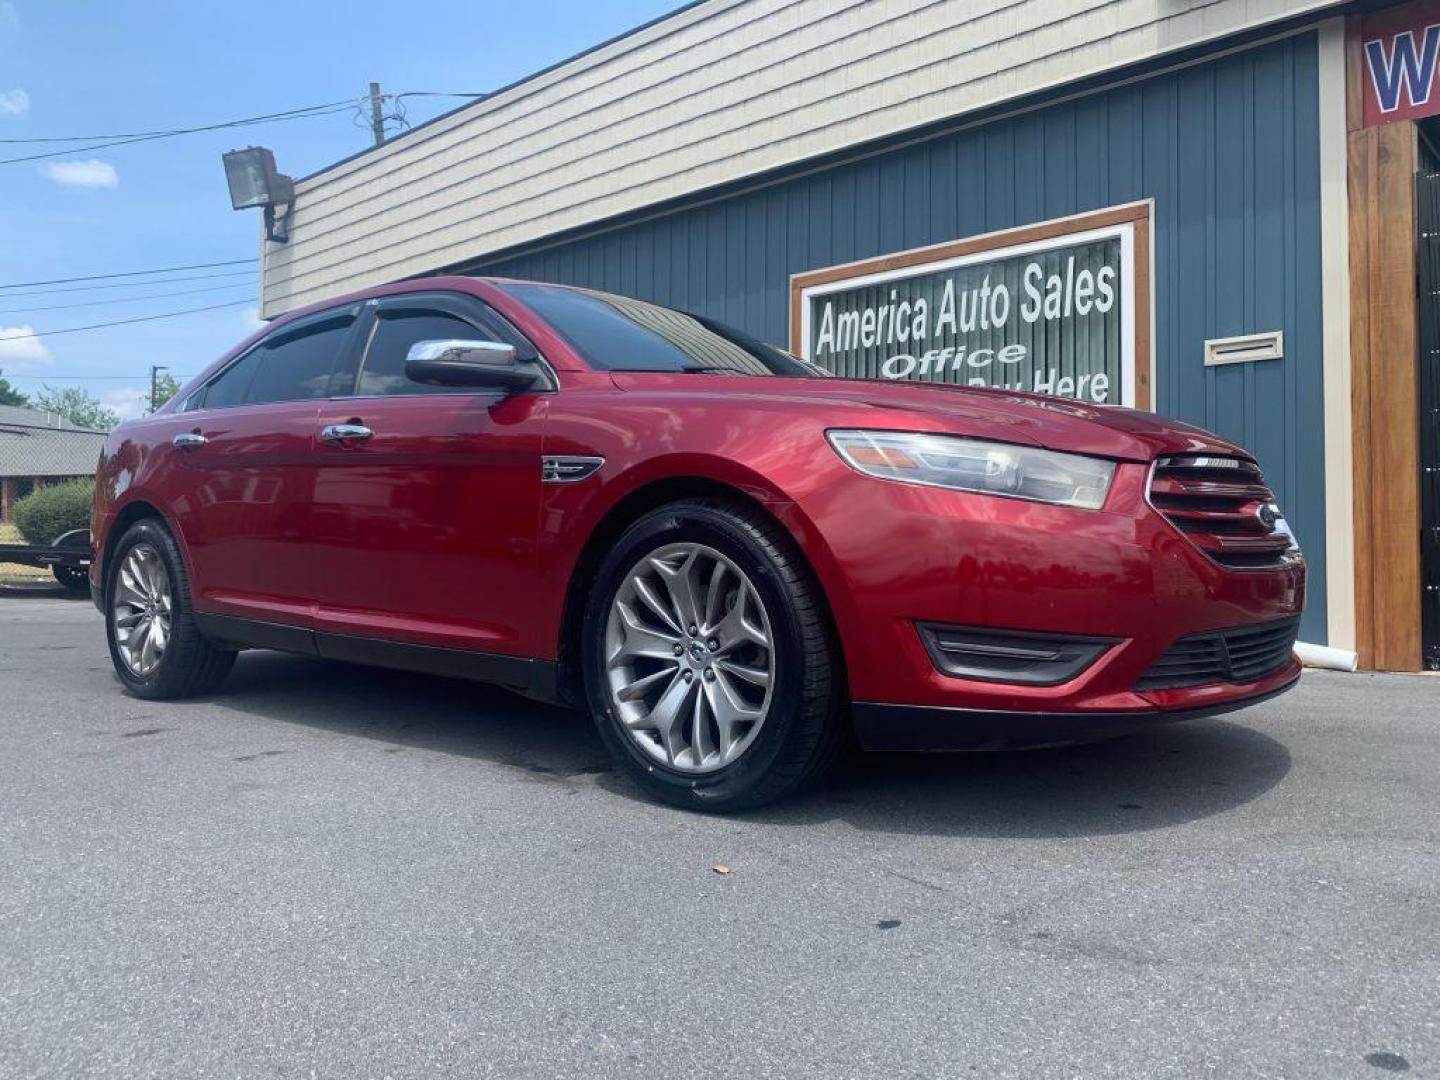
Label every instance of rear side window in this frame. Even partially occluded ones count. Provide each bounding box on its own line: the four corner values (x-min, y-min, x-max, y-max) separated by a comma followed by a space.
357, 311, 487, 396
194, 313, 353, 410
245, 322, 350, 405
201, 347, 263, 409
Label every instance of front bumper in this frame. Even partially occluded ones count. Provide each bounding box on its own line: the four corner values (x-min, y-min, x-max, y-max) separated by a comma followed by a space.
852, 661, 1301, 750
788, 458, 1306, 740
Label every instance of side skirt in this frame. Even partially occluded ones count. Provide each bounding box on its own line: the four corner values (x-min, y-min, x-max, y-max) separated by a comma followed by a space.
191, 612, 563, 705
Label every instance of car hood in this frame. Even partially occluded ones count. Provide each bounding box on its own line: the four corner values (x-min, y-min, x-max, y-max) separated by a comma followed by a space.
610, 373, 1247, 462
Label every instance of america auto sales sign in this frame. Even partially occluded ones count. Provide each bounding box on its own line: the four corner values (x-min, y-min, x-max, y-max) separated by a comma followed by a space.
790, 203, 1152, 407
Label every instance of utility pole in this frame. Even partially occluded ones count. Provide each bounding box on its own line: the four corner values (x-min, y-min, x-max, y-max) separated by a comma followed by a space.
369, 82, 386, 147
149, 365, 167, 414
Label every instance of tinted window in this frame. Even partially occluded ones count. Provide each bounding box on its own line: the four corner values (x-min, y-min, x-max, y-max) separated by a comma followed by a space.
244, 322, 350, 405
501, 283, 820, 377
357, 311, 488, 396
201, 347, 263, 410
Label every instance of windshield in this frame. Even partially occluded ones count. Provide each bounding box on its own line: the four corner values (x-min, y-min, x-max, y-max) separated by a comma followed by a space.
500, 283, 826, 377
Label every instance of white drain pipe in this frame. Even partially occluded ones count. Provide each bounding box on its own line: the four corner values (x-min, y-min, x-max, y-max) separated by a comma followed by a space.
1293, 640, 1358, 672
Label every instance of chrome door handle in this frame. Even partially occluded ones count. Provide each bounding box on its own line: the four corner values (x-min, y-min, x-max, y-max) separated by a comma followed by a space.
172, 432, 207, 449
319, 423, 373, 445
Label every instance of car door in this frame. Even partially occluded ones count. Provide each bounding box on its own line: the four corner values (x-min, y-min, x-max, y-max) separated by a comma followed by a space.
308, 292, 551, 658
172, 304, 363, 626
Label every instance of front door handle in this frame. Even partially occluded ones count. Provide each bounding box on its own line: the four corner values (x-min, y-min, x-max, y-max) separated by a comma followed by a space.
172, 431, 207, 449
319, 423, 373, 445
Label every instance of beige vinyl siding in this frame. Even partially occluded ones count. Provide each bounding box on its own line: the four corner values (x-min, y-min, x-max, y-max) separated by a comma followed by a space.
261, 0, 1335, 317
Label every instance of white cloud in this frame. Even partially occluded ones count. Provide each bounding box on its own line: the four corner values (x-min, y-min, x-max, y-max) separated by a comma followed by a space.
0, 88, 28, 116
240, 306, 266, 332
0, 324, 54, 368
38, 159, 119, 189
101, 386, 150, 421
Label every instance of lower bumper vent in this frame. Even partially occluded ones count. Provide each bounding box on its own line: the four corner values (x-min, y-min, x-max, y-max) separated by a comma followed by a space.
917, 624, 1116, 686
1136, 618, 1300, 691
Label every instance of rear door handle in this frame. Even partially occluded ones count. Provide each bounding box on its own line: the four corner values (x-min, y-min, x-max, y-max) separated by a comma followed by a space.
319, 423, 373, 445
172, 432, 207, 449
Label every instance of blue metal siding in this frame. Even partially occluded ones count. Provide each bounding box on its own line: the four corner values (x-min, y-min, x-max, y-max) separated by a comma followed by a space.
482, 33, 1328, 642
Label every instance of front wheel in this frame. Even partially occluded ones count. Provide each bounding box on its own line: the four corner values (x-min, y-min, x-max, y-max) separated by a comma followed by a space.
581, 499, 843, 812
105, 518, 235, 699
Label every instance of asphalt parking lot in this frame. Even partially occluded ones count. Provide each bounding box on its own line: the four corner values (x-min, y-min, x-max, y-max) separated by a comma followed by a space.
1, 588, 1437, 1079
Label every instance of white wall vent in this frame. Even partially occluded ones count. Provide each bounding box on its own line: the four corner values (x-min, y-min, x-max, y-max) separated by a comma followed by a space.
1203, 331, 1284, 366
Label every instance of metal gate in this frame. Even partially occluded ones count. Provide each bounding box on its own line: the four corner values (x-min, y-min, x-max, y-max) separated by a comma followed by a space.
1418, 164, 1440, 670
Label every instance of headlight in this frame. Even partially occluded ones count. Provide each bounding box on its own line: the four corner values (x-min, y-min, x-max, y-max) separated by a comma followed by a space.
826, 430, 1115, 510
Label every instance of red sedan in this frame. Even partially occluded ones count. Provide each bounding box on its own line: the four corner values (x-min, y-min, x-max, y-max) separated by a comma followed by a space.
90, 277, 1305, 810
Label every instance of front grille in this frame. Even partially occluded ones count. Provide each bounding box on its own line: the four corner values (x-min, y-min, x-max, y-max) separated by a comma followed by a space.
1135, 618, 1300, 690
1147, 455, 1294, 570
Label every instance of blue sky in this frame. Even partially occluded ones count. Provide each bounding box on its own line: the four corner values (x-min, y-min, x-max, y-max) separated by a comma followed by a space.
0, 0, 675, 418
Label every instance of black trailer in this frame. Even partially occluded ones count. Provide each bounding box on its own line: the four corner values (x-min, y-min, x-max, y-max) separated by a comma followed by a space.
0, 528, 91, 594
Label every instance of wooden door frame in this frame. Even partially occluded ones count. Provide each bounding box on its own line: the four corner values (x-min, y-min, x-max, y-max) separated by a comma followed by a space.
1346, 15, 1424, 670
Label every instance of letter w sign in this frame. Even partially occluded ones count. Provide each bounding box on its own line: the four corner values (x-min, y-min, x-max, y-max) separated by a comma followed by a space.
1363, 3, 1440, 126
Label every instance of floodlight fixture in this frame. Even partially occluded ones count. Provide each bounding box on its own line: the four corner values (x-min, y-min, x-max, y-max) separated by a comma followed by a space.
222, 146, 296, 243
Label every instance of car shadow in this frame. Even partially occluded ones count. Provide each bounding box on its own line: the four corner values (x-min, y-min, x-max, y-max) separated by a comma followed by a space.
213, 651, 1293, 839
0, 582, 88, 600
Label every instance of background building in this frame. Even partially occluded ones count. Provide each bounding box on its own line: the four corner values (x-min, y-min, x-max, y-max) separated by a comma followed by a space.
256, 0, 1440, 671
0, 405, 105, 523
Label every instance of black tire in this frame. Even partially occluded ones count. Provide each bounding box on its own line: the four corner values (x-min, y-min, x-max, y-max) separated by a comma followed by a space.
104, 518, 236, 699
52, 564, 89, 595
581, 499, 843, 812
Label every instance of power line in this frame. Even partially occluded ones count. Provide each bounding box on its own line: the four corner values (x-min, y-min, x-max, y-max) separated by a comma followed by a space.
1, 91, 490, 165
0, 259, 252, 289
0, 299, 254, 340
0, 99, 358, 144
1, 372, 199, 381
0, 282, 256, 316
0, 100, 361, 165
0, 269, 256, 299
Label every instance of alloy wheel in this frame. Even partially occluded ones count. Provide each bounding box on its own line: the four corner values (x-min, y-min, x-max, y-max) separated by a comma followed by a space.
112, 543, 173, 677
604, 542, 775, 773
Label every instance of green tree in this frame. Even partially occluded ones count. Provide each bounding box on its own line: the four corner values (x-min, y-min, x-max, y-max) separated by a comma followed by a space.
148, 371, 182, 413
0, 368, 29, 407
33, 384, 120, 431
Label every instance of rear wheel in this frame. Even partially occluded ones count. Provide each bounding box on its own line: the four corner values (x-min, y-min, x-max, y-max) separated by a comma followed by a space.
105, 519, 235, 699
581, 499, 843, 812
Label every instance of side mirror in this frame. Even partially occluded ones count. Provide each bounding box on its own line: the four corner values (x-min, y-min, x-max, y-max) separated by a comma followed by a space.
405, 339, 536, 390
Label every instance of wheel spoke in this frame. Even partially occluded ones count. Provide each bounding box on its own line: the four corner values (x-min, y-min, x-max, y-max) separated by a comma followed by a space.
653, 549, 703, 631
715, 659, 770, 689
711, 597, 769, 653
701, 560, 730, 631
643, 672, 694, 765
616, 664, 677, 702
612, 601, 683, 662
705, 669, 763, 763
117, 564, 148, 606
149, 616, 169, 655
633, 576, 682, 636
689, 685, 713, 767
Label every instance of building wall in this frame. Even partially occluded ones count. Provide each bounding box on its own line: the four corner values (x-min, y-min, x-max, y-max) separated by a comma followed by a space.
259, 0, 1337, 318
477, 32, 1330, 642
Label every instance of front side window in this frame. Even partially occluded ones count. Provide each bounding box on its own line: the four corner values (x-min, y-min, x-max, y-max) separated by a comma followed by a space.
357, 311, 490, 396
499, 283, 823, 377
